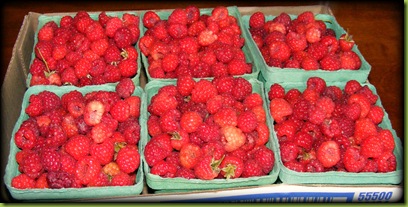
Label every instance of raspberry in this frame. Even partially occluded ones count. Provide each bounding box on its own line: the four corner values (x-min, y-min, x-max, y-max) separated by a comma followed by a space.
144, 133, 173, 167
11, 174, 36, 189
114, 27, 133, 48
143, 11, 161, 29
343, 146, 366, 172
111, 172, 134, 186
74, 58, 92, 79
14, 126, 37, 150
316, 140, 341, 168
180, 111, 203, 133
124, 96, 141, 118
340, 51, 361, 70
237, 111, 258, 133
64, 134, 91, 160
21, 151, 43, 179
194, 155, 222, 180
185, 5, 200, 24
46, 171, 75, 189
116, 145, 140, 174
105, 16, 124, 38
221, 125, 246, 152
251, 145, 275, 174
286, 31, 307, 52
40, 147, 61, 172
148, 90, 178, 117
320, 54, 341, 71
268, 41, 291, 63
241, 159, 264, 177
360, 135, 384, 159
269, 98, 293, 123
227, 59, 251, 76
179, 142, 203, 169
356, 85, 378, 105
151, 160, 178, 178
344, 80, 362, 95
38, 91, 61, 113
168, 8, 188, 25
191, 79, 218, 103
243, 93, 263, 109
115, 78, 135, 99
220, 155, 244, 179
75, 156, 102, 186
159, 108, 181, 133
118, 58, 138, 78
231, 77, 252, 101
375, 151, 397, 173
268, 83, 285, 100
249, 11, 265, 29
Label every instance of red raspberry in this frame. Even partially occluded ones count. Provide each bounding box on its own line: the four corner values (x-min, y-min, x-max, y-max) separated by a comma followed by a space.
143, 11, 161, 29
60, 153, 77, 175
343, 146, 366, 172
90, 138, 114, 165
378, 129, 395, 153
344, 80, 362, 95
115, 78, 135, 99
151, 160, 178, 178
170, 129, 190, 151
148, 90, 178, 117
191, 79, 218, 103
243, 93, 263, 109
111, 172, 134, 186
11, 174, 36, 189
35, 40, 53, 60
40, 147, 61, 172
213, 107, 237, 128
180, 111, 203, 133
75, 156, 102, 185
375, 151, 397, 173
268, 83, 285, 100
269, 98, 293, 123
105, 17, 124, 38
237, 111, 258, 133
179, 36, 200, 54
293, 131, 313, 151
38, 91, 61, 113
279, 140, 301, 162
250, 145, 275, 174
360, 135, 384, 159
118, 58, 138, 78
64, 134, 91, 160
179, 142, 203, 169
219, 155, 244, 179
306, 76, 327, 95
114, 27, 133, 48
14, 126, 37, 150
168, 8, 188, 25
286, 31, 307, 52
21, 151, 43, 179
268, 41, 291, 63
159, 108, 181, 133
249, 11, 265, 29
227, 59, 251, 76
194, 155, 222, 180
74, 58, 92, 79
316, 140, 341, 168
241, 159, 264, 177
144, 133, 173, 167
116, 145, 140, 174
301, 56, 319, 70
320, 54, 341, 71
340, 51, 361, 70
231, 77, 252, 101
25, 95, 44, 117
124, 96, 141, 118
356, 85, 378, 105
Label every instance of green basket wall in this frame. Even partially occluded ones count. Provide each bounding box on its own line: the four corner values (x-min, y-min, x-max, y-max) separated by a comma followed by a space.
4, 84, 146, 200
241, 14, 371, 84
264, 80, 403, 185
141, 78, 279, 191
140, 6, 260, 83
26, 11, 142, 88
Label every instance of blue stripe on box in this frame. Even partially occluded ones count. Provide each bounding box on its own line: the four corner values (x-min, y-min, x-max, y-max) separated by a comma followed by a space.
169, 192, 355, 203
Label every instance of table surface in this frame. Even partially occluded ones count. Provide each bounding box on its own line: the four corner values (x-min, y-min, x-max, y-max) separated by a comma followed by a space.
1, 1, 403, 150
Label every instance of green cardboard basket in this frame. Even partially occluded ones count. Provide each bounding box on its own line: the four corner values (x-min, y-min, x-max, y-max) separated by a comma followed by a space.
27, 11, 142, 88
241, 14, 371, 84
264, 80, 403, 185
4, 84, 146, 200
141, 78, 279, 191
140, 6, 260, 83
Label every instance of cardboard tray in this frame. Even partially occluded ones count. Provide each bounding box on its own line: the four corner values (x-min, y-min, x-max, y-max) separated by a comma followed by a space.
141, 78, 280, 191
3, 85, 146, 200
240, 13, 371, 84
1, 5, 403, 202
140, 6, 260, 83
264, 80, 403, 185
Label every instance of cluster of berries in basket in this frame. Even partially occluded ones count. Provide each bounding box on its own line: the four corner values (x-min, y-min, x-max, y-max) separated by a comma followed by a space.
144, 76, 275, 180
248, 11, 361, 71
29, 11, 140, 87
269, 77, 396, 173
139, 6, 252, 79
11, 78, 141, 189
